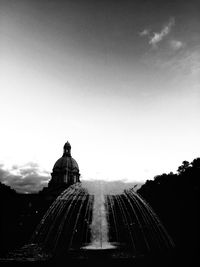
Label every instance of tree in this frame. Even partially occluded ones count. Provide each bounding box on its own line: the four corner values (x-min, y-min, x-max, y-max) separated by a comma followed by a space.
177, 160, 190, 174
191, 158, 200, 169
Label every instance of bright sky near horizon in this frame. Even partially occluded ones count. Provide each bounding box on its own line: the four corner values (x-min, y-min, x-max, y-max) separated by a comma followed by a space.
0, 0, 200, 192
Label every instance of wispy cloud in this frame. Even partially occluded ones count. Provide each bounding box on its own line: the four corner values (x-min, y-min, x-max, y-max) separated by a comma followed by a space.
170, 40, 184, 50
139, 29, 150, 36
149, 17, 175, 48
173, 48, 200, 78
142, 44, 200, 84
0, 163, 50, 193
140, 17, 176, 49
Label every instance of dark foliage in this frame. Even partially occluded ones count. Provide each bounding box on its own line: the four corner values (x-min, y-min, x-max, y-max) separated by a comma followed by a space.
137, 158, 200, 263
0, 184, 54, 256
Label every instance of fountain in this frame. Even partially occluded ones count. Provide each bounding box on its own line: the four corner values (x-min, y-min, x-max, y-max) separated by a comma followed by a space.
30, 183, 93, 255
1, 180, 174, 263
81, 180, 116, 252
106, 188, 174, 256
26, 180, 174, 261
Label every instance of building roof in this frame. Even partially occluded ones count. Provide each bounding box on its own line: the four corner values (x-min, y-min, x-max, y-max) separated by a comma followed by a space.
53, 156, 79, 171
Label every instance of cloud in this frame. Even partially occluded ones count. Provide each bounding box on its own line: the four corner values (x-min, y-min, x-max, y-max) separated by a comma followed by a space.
149, 17, 175, 48
0, 163, 50, 193
139, 29, 150, 36
142, 44, 200, 85
170, 40, 184, 50
140, 17, 176, 49
172, 47, 200, 78
0, 165, 143, 194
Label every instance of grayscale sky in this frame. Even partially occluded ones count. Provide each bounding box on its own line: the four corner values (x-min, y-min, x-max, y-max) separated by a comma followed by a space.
0, 0, 200, 191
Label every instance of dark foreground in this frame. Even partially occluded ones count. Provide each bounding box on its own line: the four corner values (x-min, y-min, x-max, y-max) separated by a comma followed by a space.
0, 247, 196, 267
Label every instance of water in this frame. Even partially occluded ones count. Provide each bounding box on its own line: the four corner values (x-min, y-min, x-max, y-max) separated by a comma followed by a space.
106, 188, 174, 255
3, 181, 174, 261
82, 180, 116, 250
30, 183, 93, 252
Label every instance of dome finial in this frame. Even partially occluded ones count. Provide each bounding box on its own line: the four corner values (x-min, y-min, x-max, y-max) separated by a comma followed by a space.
63, 141, 71, 157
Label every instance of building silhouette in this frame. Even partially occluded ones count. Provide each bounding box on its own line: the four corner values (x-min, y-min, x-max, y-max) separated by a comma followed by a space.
48, 141, 80, 189
39, 142, 80, 200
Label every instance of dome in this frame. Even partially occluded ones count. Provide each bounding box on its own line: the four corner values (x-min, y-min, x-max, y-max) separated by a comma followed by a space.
48, 141, 80, 189
53, 156, 79, 171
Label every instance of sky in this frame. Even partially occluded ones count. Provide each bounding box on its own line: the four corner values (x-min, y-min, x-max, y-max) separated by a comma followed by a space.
0, 0, 200, 193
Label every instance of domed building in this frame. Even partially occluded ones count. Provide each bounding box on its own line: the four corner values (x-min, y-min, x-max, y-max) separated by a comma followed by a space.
48, 142, 80, 189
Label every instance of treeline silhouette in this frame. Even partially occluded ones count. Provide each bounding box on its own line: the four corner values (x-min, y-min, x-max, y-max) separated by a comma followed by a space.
0, 184, 53, 256
137, 158, 199, 260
